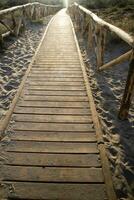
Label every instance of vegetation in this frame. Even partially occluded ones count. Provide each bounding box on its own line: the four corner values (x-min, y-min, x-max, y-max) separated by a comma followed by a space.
29, 0, 63, 5
0, 0, 63, 9
69, 0, 134, 9
0, 0, 134, 35
69, 0, 134, 36
96, 4, 134, 36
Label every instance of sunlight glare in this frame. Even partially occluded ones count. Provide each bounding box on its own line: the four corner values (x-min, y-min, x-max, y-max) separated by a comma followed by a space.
64, 0, 68, 8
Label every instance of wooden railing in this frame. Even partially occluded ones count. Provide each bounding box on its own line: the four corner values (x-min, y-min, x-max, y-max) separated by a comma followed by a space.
69, 2, 134, 120
0, 2, 61, 44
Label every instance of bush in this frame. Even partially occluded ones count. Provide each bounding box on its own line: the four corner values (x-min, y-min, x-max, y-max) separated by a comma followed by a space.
69, 0, 134, 9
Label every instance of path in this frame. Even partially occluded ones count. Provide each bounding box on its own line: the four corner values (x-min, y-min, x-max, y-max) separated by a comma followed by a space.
0, 9, 116, 200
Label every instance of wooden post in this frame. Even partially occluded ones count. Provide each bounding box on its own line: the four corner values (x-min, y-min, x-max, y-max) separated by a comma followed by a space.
0, 33, 3, 47
32, 5, 36, 20
118, 50, 134, 119
96, 25, 106, 70
30, 5, 34, 19
81, 12, 86, 36
93, 23, 98, 64
11, 12, 17, 35
14, 10, 23, 36
88, 19, 93, 49
22, 7, 26, 29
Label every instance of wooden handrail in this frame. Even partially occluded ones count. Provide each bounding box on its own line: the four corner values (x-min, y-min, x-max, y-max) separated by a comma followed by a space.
0, 2, 60, 17
69, 3, 134, 119
74, 2, 134, 47
0, 2, 61, 44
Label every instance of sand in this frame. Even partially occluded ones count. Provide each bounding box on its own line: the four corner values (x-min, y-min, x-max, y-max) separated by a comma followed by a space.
0, 16, 52, 119
0, 12, 134, 200
78, 34, 134, 199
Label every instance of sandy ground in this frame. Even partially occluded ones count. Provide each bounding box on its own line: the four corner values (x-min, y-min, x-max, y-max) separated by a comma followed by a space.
0, 11, 134, 200
77, 33, 134, 199
0, 16, 52, 120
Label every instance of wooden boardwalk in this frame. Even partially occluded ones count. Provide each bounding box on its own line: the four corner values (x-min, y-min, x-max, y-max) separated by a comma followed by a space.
0, 10, 116, 200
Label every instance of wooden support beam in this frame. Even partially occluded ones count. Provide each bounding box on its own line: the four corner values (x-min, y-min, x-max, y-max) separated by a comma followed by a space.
118, 50, 134, 119
0, 20, 14, 34
14, 11, 23, 36
96, 26, 106, 69
88, 19, 93, 49
0, 33, 3, 47
99, 50, 132, 71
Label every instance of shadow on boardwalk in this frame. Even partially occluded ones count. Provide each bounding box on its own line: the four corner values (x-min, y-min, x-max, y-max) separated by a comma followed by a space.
77, 32, 134, 199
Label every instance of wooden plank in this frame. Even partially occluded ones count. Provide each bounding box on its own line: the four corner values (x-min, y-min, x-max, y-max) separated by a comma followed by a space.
3, 182, 107, 200
25, 90, 87, 96
27, 85, 85, 91
14, 107, 91, 115
28, 74, 83, 78
34, 56, 80, 59
24, 95, 89, 102
32, 65, 81, 69
27, 81, 84, 86
4, 152, 100, 167
1, 166, 103, 183
31, 70, 82, 73
13, 114, 91, 122
31, 67, 81, 71
17, 101, 89, 108
36, 59, 80, 61
34, 62, 80, 65
10, 131, 96, 142
13, 122, 94, 132
6, 141, 99, 153
28, 77, 84, 82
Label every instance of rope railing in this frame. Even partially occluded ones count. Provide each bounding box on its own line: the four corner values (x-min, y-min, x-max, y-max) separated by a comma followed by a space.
68, 2, 134, 120
0, 2, 61, 44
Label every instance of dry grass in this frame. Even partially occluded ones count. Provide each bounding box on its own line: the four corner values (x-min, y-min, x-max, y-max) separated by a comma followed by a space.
95, 5, 134, 37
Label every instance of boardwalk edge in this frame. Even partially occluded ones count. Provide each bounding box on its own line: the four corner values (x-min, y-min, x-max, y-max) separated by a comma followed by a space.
0, 14, 57, 138
69, 13, 117, 200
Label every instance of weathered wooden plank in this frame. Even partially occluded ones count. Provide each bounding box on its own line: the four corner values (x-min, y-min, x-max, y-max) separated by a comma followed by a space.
17, 101, 89, 108
28, 74, 83, 78
37, 57, 79, 60
31, 70, 82, 74
27, 81, 84, 86
25, 90, 87, 96
28, 77, 84, 82
3, 182, 107, 200
36, 58, 79, 61
4, 152, 100, 167
6, 141, 98, 153
35, 61, 80, 64
31, 67, 81, 71
27, 85, 85, 91
14, 107, 91, 115
10, 131, 96, 142
32, 65, 81, 69
1, 166, 103, 183
24, 95, 89, 102
13, 122, 93, 132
